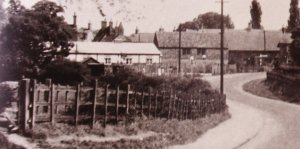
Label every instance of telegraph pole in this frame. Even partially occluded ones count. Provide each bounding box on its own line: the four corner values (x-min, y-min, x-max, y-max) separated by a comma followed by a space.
220, 0, 225, 94
178, 26, 182, 76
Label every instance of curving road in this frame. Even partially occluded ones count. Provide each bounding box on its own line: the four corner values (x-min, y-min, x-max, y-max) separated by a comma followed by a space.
172, 73, 300, 149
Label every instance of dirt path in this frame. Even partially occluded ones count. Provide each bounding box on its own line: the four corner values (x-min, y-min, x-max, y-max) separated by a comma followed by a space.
172, 73, 300, 149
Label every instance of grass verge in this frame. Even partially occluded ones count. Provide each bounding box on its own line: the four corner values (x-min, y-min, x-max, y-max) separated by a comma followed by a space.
243, 79, 298, 103
29, 110, 230, 149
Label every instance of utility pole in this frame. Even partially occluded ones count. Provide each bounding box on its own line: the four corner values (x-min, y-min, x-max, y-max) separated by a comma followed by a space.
178, 26, 182, 76
220, 0, 225, 94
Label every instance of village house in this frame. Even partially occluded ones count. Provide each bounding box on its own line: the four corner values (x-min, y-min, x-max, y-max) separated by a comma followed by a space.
67, 42, 162, 75
151, 28, 291, 73
154, 31, 227, 74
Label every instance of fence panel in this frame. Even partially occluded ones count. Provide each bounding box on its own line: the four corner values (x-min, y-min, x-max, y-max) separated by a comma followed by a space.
18, 78, 227, 130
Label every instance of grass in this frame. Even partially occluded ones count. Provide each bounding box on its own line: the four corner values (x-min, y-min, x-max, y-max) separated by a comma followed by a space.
243, 79, 280, 100
243, 79, 299, 103
29, 110, 230, 149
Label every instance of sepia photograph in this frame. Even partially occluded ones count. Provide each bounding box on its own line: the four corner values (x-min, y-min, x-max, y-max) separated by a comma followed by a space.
0, 0, 299, 148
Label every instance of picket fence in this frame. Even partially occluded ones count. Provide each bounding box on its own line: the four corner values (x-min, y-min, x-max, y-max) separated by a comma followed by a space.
18, 79, 226, 130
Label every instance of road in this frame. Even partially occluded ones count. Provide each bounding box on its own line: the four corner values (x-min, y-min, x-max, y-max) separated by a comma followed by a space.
172, 73, 300, 149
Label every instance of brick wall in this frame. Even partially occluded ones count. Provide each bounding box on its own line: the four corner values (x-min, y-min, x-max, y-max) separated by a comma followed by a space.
159, 48, 228, 73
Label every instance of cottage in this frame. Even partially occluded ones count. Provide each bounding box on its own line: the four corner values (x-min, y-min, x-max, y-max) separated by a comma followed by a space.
68, 42, 161, 65
154, 31, 228, 73
152, 29, 291, 73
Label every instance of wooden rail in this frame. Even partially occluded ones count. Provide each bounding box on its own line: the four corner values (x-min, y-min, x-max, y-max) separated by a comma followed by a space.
18, 79, 227, 130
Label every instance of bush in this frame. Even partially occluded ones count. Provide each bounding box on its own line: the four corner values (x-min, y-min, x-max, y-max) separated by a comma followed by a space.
290, 38, 300, 66
39, 59, 91, 85
0, 84, 15, 112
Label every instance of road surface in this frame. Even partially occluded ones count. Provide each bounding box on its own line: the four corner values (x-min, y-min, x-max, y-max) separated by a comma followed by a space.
172, 73, 300, 149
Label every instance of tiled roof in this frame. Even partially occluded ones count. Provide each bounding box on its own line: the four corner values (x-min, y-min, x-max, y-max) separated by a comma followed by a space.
129, 33, 155, 43
70, 42, 161, 55
155, 32, 221, 48
154, 29, 292, 51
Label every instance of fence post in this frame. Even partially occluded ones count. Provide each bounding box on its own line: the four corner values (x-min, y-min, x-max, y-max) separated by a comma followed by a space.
50, 82, 55, 125
168, 90, 172, 120
154, 91, 158, 119
134, 91, 137, 114
19, 79, 30, 131
148, 88, 152, 117
141, 91, 144, 115
126, 84, 130, 114
104, 85, 108, 127
92, 79, 98, 128
30, 79, 37, 129
75, 84, 81, 127
115, 85, 120, 123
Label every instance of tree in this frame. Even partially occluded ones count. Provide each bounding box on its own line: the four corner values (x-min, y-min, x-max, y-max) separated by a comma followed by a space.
290, 27, 300, 66
0, 0, 75, 81
250, 0, 262, 29
287, 0, 299, 32
0, 0, 6, 27
7, 0, 24, 16
178, 12, 234, 31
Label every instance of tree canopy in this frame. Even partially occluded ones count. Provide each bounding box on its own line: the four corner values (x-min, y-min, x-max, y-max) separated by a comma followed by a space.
250, 0, 262, 29
177, 12, 234, 31
0, 0, 75, 81
287, 0, 299, 32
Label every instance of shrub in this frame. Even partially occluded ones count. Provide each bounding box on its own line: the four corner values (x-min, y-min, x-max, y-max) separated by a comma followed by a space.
290, 38, 300, 66
39, 59, 91, 85
0, 84, 15, 112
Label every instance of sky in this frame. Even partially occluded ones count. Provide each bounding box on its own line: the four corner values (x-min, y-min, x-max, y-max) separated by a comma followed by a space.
8, 0, 291, 35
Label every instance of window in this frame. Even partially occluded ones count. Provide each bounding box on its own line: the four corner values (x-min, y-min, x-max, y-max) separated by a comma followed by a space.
105, 58, 111, 65
146, 58, 153, 65
182, 49, 191, 55
197, 48, 207, 55
126, 58, 132, 65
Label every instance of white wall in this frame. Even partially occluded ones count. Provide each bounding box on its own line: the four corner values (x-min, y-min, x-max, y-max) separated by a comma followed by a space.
68, 54, 160, 64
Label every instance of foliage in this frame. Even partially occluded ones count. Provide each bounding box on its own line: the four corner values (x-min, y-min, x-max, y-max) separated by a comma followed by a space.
39, 59, 91, 85
98, 66, 212, 96
177, 12, 234, 31
287, 0, 299, 32
0, 0, 6, 29
290, 38, 300, 66
0, 0, 75, 81
250, 0, 262, 29
0, 84, 15, 112
7, 0, 24, 16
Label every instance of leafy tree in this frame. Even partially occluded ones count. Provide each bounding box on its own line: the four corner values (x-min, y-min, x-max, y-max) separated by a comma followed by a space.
287, 0, 299, 32
290, 27, 300, 66
0, 0, 75, 81
178, 12, 234, 31
7, 0, 24, 16
0, 0, 6, 28
250, 0, 262, 29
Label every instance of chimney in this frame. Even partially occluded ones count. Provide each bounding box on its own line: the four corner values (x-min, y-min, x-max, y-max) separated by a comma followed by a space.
73, 13, 77, 27
282, 27, 286, 34
101, 19, 107, 29
135, 27, 139, 34
109, 20, 113, 28
118, 22, 124, 35
159, 26, 165, 32
88, 22, 91, 30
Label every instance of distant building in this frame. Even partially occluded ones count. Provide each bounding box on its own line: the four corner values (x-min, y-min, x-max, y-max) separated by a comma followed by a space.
93, 20, 125, 42
68, 42, 161, 65
153, 29, 292, 73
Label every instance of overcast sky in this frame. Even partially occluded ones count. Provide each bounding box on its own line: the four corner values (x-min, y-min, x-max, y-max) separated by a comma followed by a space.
14, 0, 291, 35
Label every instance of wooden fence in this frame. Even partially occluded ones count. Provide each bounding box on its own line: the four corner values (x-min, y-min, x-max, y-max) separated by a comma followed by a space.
18, 79, 226, 130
